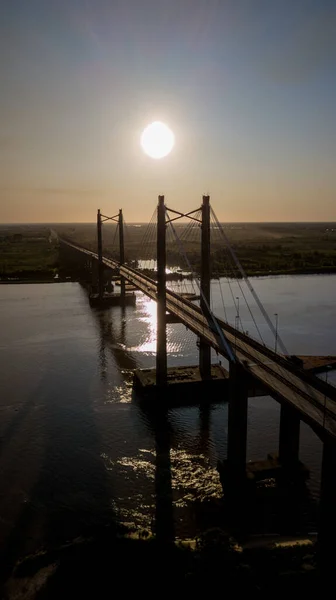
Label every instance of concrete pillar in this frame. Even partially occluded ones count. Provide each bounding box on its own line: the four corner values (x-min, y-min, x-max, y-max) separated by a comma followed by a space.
156, 195, 167, 386
279, 403, 300, 465
199, 195, 211, 380
226, 361, 248, 482
91, 259, 99, 293
318, 439, 336, 567
119, 208, 126, 304
97, 209, 104, 299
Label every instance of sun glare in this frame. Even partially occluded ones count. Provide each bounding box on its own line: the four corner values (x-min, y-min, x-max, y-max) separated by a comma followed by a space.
140, 121, 175, 159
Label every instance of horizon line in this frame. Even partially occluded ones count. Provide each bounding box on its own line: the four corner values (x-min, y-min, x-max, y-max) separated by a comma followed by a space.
1, 220, 336, 226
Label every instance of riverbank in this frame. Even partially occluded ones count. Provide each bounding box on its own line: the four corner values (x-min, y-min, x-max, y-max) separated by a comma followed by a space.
239, 264, 336, 278
2, 222, 336, 281
2, 529, 321, 598
0, 225, 58, 282
2, 263, 336, 285
0, 279, 61, 285
57, 220, 336, 280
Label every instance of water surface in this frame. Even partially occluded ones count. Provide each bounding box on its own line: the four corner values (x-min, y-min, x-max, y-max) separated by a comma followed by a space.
0, 275, 335, 562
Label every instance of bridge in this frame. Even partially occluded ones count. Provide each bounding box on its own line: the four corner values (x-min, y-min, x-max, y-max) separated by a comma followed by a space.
57, 195, 336, 552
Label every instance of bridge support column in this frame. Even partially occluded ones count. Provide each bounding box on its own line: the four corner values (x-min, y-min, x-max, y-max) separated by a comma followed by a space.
279, 403, 300, 465
318, 439, 336, 567
91, 259, 97, 291
119, 208, 125, 305
199, 195, 211, 380
156, 195, 167, 387
97, 209, 104, 299
227, 361, 248, 483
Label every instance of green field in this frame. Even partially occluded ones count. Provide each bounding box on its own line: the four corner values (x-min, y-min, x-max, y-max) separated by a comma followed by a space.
1, 222, 336, 281
0, 226, 58, 281
57, 221, 336, 278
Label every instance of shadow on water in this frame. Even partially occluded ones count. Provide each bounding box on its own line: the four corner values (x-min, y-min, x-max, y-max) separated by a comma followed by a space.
2, 303, 179, 596
135, 392, 223, 541
0, 393, 40, 459
196, 402, 212, 455
141, 401, 175, 543
81, 304, 175, 543
0, 345, 119, 587
95, 306, 139, 376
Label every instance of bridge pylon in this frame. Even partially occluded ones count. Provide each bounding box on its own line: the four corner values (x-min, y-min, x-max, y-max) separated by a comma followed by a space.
97, 209, 104, 299
156, 195, 168, 387
200, 195, 211, 380
119, 208, 126, 305
90, 208, 135, 308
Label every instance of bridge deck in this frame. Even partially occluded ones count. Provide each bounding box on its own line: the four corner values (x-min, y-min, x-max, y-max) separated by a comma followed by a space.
297, 356, 336, 374
60, 237, 336, 440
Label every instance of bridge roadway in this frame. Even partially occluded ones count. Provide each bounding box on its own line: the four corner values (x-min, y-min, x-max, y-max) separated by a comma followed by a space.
60, 237, 336, 439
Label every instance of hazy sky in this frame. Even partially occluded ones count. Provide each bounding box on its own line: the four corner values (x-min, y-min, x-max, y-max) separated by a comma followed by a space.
0, 0, 335, 223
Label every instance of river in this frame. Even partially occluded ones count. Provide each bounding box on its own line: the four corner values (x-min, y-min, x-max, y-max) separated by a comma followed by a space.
0, 274, 335, 564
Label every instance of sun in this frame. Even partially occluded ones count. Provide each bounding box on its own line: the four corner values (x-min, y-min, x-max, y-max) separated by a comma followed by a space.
140, 121, 175, 159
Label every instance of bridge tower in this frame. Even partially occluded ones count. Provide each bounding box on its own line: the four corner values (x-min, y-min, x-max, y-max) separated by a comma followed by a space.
119, 208, 126, 305
154, 194, 214, 386
156, 195, 167, 387
200, 195, 212, 380
97, 209, 104, 299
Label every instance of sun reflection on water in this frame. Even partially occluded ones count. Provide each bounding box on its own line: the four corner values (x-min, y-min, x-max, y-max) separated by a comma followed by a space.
100, 448, 222, 531
135, 299, 157, 353
129, 297, 186, 355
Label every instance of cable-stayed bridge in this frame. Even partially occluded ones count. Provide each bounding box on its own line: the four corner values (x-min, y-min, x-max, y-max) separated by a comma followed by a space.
57, 195, 336, 550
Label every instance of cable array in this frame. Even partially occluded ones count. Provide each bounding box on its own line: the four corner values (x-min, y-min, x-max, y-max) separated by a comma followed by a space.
210, 207, 288, 354
115, 198, 287, 359
136, 208, 157, 272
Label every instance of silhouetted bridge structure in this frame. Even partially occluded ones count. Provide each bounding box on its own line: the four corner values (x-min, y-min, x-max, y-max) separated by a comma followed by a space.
58, 195, 336, 553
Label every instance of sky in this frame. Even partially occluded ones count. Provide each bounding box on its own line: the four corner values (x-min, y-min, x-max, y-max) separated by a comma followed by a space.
0, 0, 335, 223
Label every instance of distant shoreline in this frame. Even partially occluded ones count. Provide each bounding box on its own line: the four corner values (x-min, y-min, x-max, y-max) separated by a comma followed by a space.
1, 264, 336, 285
240, 265, 336, 278
0, 278, 63, 285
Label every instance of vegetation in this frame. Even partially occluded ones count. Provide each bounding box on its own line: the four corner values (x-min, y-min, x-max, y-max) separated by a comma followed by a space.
2, 222, 336, 281
0, 226, 58, 281
57, 221, 336, 278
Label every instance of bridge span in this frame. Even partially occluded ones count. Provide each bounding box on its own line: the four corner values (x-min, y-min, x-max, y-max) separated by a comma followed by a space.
59, 235, 336, 442
57, 194, 336, 557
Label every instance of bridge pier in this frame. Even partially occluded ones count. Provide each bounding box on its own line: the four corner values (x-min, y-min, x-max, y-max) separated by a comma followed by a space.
318, 439, 336, 565
156, 195, 167, 387
97, 209, 104, 300
279, 403, 301, 465
91, 259, 97, 290
226, 361, 249, 483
